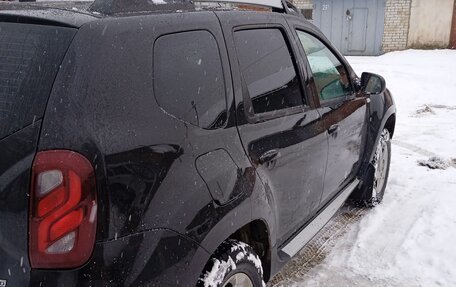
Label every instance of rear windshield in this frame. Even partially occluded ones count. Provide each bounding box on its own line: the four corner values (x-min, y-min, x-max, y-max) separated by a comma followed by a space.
0, 23, 75, 139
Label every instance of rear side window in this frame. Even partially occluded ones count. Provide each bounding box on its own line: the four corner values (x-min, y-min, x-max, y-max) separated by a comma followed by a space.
234, 28, 304, 115
154, 31, 227, 130
0, 23, 75, 139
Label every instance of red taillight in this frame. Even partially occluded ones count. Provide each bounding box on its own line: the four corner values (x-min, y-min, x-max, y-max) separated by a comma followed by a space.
29, 150, 97, 269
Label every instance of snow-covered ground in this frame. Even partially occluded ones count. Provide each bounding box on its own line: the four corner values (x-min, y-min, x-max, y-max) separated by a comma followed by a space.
275, 50, 456, 287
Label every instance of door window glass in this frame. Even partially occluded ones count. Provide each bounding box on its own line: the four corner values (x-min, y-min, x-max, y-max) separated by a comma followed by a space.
296, 31, 352, 101
154, 30, 227, 130
234, 28, 304, 115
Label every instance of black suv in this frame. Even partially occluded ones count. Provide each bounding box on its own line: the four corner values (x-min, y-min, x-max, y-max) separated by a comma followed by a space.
0, 0, 396, 286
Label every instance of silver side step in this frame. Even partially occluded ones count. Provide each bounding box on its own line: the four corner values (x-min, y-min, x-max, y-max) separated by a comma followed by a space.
281, 179, 359, 258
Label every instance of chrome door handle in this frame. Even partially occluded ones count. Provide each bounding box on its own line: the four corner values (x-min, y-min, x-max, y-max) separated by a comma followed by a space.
259, 150, 280, 164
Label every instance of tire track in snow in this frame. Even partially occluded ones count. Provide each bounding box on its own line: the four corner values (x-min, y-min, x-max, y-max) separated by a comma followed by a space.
392, 140, 456, 168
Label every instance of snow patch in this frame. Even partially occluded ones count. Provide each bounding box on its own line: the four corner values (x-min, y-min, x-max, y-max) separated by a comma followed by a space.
418, 157, 450, 170
202, 257, 236, 287
232, 241, 264, 275
429, 104, 456, 111
201, 241, 265, 286
413, 105, 436, 117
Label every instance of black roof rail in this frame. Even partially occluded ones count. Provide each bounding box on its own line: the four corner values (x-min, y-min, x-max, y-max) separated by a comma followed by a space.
89, 0, 304, 16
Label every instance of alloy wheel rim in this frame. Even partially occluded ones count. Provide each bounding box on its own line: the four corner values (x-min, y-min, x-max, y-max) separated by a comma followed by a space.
372, 130, 390, 200
223, 273, 254, 287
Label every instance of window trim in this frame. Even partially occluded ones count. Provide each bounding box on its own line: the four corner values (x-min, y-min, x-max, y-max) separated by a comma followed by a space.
293, 28, 355, 107
232, 24, 310, 124
152, 29, 229, 130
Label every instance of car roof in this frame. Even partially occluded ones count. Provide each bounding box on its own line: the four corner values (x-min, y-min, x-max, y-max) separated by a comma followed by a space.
0, 1, 98, 28
0, 0, 309, 29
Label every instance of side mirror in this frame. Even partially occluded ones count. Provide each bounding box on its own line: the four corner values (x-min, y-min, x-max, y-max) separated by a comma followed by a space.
360, 72, 386, 95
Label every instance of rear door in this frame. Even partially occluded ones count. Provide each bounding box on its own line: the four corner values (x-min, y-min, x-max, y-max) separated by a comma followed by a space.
0, 22, 75, 285
291, 26, 368, 204
217, 12, 328, 244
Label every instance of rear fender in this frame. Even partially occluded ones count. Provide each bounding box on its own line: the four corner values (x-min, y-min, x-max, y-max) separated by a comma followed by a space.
196, 171, 277, 282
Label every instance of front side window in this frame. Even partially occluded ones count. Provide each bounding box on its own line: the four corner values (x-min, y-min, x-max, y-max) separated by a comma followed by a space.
234, 28, 304, 115
296, 30, 352, 101
154, 30, 227, 130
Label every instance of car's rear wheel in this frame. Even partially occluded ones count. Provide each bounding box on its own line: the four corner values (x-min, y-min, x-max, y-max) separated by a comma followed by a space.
197, 240, 265, 287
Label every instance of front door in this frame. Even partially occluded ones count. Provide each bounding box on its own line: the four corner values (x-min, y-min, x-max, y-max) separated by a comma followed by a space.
295, 30, 368, 204
218, 14, 328, 244
313, 0, 386, 56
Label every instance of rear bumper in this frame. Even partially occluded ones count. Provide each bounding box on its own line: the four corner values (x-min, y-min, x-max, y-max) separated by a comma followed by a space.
26, 229, 209, 287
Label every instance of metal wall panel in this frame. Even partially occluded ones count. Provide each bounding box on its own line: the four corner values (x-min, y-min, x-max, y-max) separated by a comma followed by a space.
314, 0, 386, 55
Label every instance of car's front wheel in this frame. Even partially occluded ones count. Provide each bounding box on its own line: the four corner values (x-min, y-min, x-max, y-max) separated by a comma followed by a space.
351, 128, 392, 207
197, 240, 265, 287
360, 128, 392, 207
370, 129, 392, 205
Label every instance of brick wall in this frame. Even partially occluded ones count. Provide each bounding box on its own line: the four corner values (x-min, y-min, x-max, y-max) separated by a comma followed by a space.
382, 0, 412, 52
291, 0, 313, 9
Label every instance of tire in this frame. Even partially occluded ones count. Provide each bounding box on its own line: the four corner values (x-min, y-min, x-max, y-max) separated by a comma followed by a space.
197, 240, 266, 287
354, 128, 392, 207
